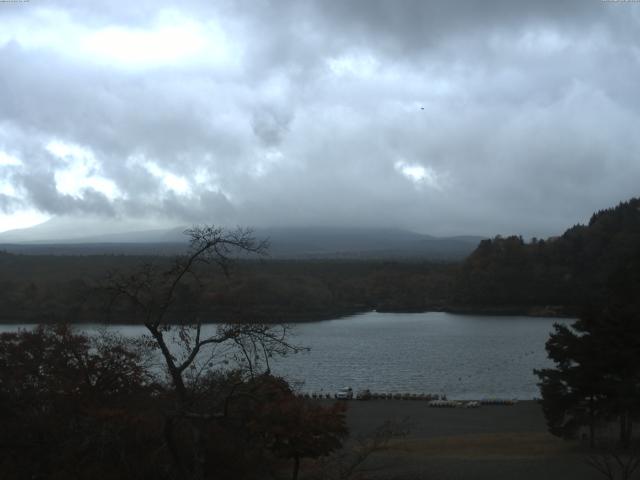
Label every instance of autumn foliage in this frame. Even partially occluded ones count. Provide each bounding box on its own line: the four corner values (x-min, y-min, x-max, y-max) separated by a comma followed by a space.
0, 325, 348, 479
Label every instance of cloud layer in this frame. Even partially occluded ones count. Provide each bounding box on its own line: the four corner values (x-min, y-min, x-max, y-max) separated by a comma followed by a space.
1, 0, 639, 236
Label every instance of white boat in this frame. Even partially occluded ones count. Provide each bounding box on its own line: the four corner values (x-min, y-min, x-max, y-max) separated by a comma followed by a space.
336, 387, 353, 400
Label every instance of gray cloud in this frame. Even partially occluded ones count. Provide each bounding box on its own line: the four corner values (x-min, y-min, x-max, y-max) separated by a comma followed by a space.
0, 193, 20, 213
17, 170, 116, 217
0, 0, 639, 236
251, 105, 293, 147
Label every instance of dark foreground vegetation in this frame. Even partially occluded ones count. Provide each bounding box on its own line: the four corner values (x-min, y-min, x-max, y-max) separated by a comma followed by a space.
2, 197, 640, 324
0, 325, 351, 479
535, 242, 640, 449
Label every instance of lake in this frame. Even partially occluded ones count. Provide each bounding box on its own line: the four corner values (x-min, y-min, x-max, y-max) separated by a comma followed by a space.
273, 311, 571, 400
1, 311, 571, 400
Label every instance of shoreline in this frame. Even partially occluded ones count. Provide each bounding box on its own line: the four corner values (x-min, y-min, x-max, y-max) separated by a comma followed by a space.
0, 305, 576, 325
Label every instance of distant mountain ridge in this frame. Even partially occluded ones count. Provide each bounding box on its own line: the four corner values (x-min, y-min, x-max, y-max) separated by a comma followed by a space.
0, 221, 483, 259
0, 217, 179, 243
257, 227, 483, 259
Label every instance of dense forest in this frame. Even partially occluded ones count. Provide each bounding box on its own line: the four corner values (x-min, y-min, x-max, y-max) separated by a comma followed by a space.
453, 197, 640, 316
1, 197, 639, 324
0, 254, 456, 323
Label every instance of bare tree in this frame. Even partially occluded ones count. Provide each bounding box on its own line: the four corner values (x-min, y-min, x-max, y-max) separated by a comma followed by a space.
312, 418, 410, 480
105, 225, 301, 479
586, 443, 640, 480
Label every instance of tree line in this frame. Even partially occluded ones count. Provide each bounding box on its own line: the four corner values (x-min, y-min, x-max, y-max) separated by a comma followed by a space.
0, 252, 457, 324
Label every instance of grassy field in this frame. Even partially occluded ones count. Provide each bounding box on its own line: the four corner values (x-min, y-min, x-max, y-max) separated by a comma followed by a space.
334, 400, 605, 480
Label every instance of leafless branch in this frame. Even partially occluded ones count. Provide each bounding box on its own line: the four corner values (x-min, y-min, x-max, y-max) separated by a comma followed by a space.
313, 418, 410, 480
586, 445, 640, 480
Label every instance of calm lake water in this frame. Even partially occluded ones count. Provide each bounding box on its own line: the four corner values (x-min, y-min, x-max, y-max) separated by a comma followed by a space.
1, 311, 571, 400
273, 311, 572, 400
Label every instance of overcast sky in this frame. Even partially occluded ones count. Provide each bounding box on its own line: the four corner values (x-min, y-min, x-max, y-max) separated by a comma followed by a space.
1, 0, 639, 237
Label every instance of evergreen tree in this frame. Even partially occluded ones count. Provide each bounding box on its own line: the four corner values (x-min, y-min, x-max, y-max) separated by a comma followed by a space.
536, 247, 640, 447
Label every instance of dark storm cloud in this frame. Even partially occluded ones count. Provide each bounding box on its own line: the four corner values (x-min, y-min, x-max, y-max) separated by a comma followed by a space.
1, 0, 639, 236
251, 106, 293, 147
310, 0, 604, 44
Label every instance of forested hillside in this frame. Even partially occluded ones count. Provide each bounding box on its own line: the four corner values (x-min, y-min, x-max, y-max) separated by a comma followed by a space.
0, 254, 456, 324
453, 197, 640, 315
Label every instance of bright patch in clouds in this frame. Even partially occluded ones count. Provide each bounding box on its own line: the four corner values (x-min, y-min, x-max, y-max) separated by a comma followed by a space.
0, 151, 22, 166
394, 160, 443, 190
250, 149, 284, 178
0, 210, 50, 233
327, 53, 379, 78
46, 140, 121, 199
144, 161, 191, 195
82, 10, 235, 68
0, 179, 17, 197
0, 8, 235, 69
194, 166, 219, 187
